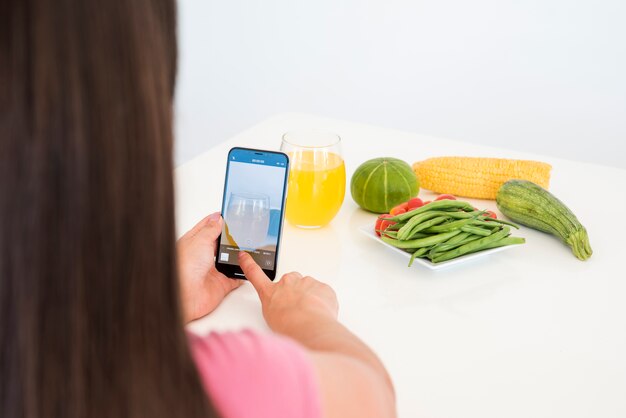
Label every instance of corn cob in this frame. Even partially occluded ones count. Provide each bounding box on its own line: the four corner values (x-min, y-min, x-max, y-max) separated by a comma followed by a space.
413, 157, 551, 200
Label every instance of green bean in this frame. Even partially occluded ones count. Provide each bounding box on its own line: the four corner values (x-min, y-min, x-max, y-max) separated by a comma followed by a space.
398, 210, 487, 240
382, 230, 398, 239
407, 232, 429, 240
476, 216, 520, 229
442, 231, 472, 245
428, 233, 483, 257
382, 200, 475, 222
440, 210, 485, 219
470, 219, 501, 229
432, 235, 524, 262
403, 216, 448, 239
397, 212, 449, 239
422, 217, 476, 233
431, 227, 511, 263
460, 225, 492, 236
381, 229, 462, 249
375, 225, 399, 236
384, 221, 407, 231
379, 209, 480, 233
423, 210, 488, 233
425, 210, 484, 219
465, 236, 525, 253
408, 246, 431, 266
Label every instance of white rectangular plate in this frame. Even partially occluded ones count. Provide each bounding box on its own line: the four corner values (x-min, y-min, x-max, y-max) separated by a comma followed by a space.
358, 223, 521, 270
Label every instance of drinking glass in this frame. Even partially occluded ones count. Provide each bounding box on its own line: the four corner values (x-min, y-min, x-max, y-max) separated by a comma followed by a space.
280, 130, 345, 228
224, 192, 270, 249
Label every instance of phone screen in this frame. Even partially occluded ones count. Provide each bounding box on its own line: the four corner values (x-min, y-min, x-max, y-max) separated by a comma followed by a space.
215, 147, 289, 280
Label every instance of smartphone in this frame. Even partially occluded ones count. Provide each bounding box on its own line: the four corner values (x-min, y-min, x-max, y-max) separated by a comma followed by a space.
215, 147, 289, 280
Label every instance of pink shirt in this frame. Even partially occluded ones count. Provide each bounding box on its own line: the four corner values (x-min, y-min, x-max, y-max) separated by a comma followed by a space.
189, 330, 322, 418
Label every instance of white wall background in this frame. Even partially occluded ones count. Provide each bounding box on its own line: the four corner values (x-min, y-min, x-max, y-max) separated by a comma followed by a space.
174, 0, 626, 169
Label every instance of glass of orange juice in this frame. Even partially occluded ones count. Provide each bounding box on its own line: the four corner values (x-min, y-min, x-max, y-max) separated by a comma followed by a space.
280, 130, 345, 228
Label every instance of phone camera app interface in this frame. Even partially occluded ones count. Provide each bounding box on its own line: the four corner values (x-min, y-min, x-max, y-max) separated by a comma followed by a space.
220, 154, 286, 270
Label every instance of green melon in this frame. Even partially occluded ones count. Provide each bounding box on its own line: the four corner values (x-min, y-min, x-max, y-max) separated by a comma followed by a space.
350, 158, 419, 213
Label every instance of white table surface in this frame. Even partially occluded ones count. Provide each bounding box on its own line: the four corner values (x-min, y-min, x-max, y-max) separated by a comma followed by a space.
177, 113, 626, 418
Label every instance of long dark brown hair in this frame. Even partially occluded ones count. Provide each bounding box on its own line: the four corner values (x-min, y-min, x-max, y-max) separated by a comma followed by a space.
0, 1, 217, 417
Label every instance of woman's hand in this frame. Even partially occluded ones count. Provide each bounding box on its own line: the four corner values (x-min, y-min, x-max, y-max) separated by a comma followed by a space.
238, 252, 396, 418
238, 251, 338, 333
177, 212, 243, 323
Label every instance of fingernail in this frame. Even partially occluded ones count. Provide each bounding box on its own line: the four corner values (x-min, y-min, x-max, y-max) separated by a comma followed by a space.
209, 212, 221, 221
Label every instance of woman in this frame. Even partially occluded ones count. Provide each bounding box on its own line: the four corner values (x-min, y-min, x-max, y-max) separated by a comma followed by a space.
0, 1, 395, 417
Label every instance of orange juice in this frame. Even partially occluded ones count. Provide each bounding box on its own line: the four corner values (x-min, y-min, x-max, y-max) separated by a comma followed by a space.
286, 150, 345, 227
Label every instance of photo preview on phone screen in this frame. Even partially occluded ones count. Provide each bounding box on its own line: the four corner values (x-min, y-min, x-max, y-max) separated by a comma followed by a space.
219, 156, 286, 270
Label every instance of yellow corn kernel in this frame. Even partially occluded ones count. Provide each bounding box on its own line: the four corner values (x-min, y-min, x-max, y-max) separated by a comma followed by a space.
412, 157, 552, 200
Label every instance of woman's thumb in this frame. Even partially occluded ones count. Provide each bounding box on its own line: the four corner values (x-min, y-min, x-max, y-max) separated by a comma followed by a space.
201, 212, 223, 239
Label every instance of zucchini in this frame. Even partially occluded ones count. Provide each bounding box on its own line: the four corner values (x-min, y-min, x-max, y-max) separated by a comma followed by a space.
496, 180, 592, 261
